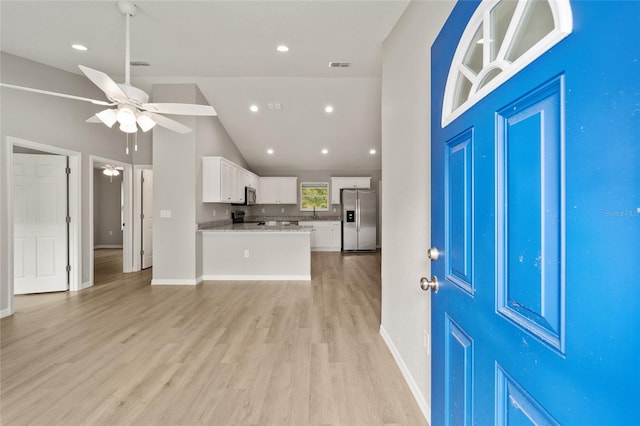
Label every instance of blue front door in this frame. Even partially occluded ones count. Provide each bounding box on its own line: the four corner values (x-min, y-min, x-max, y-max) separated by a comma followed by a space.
430, 1, 640, 424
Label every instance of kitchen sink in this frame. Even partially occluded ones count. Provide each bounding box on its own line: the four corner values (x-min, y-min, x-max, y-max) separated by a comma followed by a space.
256, 220, 297, 226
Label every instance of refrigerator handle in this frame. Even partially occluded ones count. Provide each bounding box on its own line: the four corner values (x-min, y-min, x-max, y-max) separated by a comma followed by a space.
356, 199, 360, 231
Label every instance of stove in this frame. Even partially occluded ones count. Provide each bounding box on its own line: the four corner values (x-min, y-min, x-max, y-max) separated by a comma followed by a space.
231, 210, 245, 224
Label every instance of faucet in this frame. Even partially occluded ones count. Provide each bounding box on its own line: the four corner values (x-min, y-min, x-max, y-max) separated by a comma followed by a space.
313, 206, 317, 219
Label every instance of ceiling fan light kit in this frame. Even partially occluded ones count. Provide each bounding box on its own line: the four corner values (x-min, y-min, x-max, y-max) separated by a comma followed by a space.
102, 165, 121, 182
0, 0, 217, 153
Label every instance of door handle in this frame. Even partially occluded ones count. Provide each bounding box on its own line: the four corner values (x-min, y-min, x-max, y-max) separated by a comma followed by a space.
427, 247, 439, 261
420, 276, 439, 293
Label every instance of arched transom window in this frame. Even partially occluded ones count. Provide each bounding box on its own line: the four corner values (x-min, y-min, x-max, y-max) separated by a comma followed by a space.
442, 0, 573, 127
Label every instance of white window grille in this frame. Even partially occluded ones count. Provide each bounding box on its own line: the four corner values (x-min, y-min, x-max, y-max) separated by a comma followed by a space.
441, 0, 573, 127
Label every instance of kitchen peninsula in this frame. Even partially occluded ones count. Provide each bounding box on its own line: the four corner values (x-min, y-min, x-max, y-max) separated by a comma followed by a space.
199, 222, 311, 281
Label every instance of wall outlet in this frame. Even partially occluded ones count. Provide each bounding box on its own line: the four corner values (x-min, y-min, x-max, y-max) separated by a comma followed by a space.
213, 209, 216, 217
281, 207, 285, 213
333, 207, 336, 213
109, 230, 113, 236
225, 209, 229, 216
244, 250, 250, 258
261, 208, 265, 213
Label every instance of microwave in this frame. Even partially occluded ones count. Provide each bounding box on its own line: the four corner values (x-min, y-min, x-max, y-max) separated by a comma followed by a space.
245, 186, 257, 205
233, 186, 257, 206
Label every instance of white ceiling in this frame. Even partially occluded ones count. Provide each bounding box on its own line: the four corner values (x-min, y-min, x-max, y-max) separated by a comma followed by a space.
0, 1, 410, 173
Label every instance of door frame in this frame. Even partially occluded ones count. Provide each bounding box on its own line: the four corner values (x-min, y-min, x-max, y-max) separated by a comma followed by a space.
5, 136, 82, 310
89, 155, 133, 285
132, 164, 152, 271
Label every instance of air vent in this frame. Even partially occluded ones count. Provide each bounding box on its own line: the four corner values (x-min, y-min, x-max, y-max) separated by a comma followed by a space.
267, 103, 283, 110
130, 61, 150, 67
328, 62, 351, 68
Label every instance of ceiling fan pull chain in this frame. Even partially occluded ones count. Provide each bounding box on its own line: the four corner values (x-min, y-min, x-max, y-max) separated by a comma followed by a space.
134, 131, 138, 152
125, 133, 130, 155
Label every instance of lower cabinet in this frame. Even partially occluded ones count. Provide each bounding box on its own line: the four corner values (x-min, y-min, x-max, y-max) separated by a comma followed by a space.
299, 221, 341, 251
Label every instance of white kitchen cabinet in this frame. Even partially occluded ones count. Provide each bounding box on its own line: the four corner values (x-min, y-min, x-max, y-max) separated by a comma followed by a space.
220, 160, 238, 203
243, 171, 258, 190
257, 177, 298, 204
203, 156, 257, 203
330, 177, 371, 204
237, 169, 259, 203
299, 221, 341, 251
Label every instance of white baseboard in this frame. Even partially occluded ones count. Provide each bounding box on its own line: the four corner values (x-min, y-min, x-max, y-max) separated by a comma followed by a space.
151, 279, 199, 285
201, 274, 311, 281
311, 247, 341, 252
0, 308, 13, 318
94, 245, 123, 249
80, 281, 93, 290
380, 325, 431, 423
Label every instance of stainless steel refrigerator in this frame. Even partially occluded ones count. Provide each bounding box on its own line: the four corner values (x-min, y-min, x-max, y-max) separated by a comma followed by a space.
342, 189, 377, 251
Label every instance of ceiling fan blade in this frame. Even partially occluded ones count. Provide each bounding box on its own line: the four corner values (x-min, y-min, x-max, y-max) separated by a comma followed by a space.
1, 83, 111, 106
146, 112, 193, 134
86, 115, 101, 123
78, 65, 129, 103
140, 103, 217, 116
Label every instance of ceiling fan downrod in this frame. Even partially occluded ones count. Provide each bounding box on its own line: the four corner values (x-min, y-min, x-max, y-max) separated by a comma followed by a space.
117, 1, 138, 86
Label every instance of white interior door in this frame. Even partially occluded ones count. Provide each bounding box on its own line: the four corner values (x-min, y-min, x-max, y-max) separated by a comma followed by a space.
141, 169, 153, 269
13, 153, 68, 294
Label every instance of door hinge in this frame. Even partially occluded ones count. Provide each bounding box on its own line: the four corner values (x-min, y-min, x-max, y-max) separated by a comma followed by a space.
66, 265, 71, 272
65, 167, 71, 175
140, 213, 144, 219
66, 216, 71, 223
140, 250, 144, 256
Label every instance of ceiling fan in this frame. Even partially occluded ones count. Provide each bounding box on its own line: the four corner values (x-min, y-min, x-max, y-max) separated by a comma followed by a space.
0, 1, 216, 135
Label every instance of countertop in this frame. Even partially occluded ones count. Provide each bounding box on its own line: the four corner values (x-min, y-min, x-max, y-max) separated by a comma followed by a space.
197, 215, 341, 232
199, 223, 312, 233
246, 215, 341, 222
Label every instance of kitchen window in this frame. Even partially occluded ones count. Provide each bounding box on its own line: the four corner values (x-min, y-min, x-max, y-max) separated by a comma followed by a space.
300, 182, 329, 211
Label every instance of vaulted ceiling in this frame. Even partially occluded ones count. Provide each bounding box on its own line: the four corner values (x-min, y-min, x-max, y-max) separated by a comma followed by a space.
0, 1, 411, 172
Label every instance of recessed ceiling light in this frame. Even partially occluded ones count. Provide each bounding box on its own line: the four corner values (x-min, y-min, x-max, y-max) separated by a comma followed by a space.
324, 105, 334, 113
267, 149, 274, 155
369, 149, 377, 155
71, 44, 88, 51
321, 149, 329, 155
250, 105, 259, 112
276, 45, 289, 53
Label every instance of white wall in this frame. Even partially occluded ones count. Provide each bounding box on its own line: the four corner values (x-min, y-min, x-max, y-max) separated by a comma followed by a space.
380, 0, 454, 422
0, 53, 152, 315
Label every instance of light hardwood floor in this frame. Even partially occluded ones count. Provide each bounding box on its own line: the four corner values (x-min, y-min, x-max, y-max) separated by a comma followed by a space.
1, 250, 426, 425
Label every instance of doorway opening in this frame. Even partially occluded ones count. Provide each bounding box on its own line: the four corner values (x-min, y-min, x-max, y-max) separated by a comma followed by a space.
92, 163, 124, 285
89, 155, 133, 287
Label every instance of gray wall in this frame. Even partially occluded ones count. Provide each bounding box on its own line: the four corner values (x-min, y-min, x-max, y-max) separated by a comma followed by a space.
380, 0, 454, 421
0, 52, 152, 314
152, 84, 249, 283
195, 88, 249, 225
93, 169, 123, 248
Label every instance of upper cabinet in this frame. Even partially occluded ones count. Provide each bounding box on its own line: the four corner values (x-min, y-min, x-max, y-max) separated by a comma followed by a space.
202, 156, 258, 203
258, 177, 298, 204
330, 177, 371, 204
